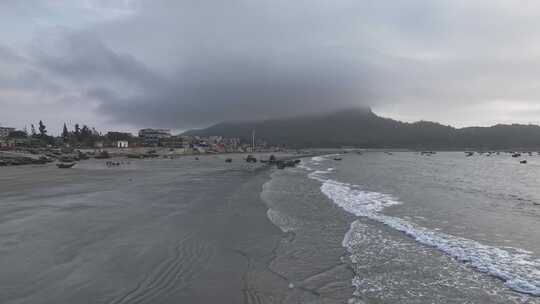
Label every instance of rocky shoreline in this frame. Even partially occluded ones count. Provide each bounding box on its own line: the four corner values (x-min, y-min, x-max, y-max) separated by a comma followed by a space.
0, 147, 319, 168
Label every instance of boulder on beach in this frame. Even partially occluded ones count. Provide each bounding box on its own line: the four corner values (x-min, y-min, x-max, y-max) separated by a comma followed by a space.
0, 152, 54, 166
276, 159, 299, 169
95, 151, 111, 159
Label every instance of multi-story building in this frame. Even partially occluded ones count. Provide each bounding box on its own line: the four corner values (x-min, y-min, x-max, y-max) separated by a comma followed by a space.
106, 132, 133, 141
0, 127, 15, 138
138, 128, 171, 146
159, 135, 184, 148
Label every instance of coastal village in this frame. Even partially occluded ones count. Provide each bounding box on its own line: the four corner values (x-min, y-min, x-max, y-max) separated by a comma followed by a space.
1, 121, 538, 167
0, 122, 290, 167
0, 122, 272, 152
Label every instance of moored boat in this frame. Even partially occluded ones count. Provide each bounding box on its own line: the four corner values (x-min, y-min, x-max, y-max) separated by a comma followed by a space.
56, 163, 76, 169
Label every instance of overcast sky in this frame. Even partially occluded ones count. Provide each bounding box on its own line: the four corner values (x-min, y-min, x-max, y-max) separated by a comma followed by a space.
2, 0, 540, 134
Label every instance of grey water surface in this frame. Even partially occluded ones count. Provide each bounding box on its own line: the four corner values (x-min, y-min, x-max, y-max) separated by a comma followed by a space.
2, 152, 540, 304
265, 151, 540, 303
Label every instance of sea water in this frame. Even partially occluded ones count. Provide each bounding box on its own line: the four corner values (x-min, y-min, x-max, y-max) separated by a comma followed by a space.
264, 152, 540, 303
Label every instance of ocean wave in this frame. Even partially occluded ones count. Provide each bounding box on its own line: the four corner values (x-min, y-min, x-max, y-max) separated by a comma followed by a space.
305, 161, 540, 296
311, 154, 341, 163
311, 156, 326, 163
297, 161, 313, 171
299, 155, 338, 172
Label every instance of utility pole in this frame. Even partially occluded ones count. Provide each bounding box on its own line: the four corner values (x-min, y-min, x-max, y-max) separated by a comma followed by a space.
252, 129, 255, 152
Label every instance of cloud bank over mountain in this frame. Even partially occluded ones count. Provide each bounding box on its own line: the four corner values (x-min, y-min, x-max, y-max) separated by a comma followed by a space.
2, 0, 540, 132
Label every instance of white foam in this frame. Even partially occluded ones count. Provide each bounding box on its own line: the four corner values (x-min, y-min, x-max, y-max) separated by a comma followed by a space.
297, 160, 314, 171
307, 167, 540, 296
311, 154, 341, 163
311, 156, 325, 163
299, 155, 339, 171
266, 208, 298, 233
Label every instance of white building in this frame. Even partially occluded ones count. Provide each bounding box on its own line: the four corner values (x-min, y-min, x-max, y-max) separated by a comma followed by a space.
114, 140, 129, 148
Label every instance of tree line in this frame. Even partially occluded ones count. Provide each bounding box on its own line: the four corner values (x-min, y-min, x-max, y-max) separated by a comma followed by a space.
8, 121, 104, 147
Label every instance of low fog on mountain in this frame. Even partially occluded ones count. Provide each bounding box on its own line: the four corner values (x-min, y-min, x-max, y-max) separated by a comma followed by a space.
3, 1, 540, 132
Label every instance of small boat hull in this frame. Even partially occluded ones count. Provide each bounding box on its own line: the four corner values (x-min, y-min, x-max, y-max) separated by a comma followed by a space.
57, 163, 76, 169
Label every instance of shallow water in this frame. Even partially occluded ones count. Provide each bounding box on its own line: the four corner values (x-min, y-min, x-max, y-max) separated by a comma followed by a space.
3, 152, 540, 303
264, 152, 540, 303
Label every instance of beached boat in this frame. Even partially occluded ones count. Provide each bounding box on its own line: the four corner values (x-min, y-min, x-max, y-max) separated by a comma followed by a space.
94, 151, 111, 159
56, 163, 76, 169
127, 154, 143, 159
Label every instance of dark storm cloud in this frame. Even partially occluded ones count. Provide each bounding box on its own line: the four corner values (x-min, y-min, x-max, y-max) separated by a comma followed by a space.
33, 30, 161, 91
4, 0, 540, 131
0, 44, 64, 94
29, 1, 380, 128
93, 50, 375, 127
32, 29, 374, 128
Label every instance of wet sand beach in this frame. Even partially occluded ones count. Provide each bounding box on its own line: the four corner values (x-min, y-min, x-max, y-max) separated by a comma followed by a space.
0, 153, 352, 304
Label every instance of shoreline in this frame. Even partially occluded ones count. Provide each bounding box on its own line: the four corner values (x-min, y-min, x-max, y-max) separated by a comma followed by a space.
259, 156, 357, 303
0, 148, 317, 167
0, 152, 321, 303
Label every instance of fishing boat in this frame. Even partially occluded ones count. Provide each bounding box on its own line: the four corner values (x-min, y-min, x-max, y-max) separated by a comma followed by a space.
127, 154, 144, 159
94, 151, 111, 159
56, 163, 76, 169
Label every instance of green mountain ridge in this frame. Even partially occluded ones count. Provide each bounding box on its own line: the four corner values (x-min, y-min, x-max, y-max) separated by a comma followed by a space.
184, 108, 540, 149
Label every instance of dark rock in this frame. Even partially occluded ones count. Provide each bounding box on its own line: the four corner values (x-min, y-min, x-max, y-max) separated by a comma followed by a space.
95, 151, 111, 159
77, 152, 90, 160
57, 163, 76, 169
275, 159, 299, 169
